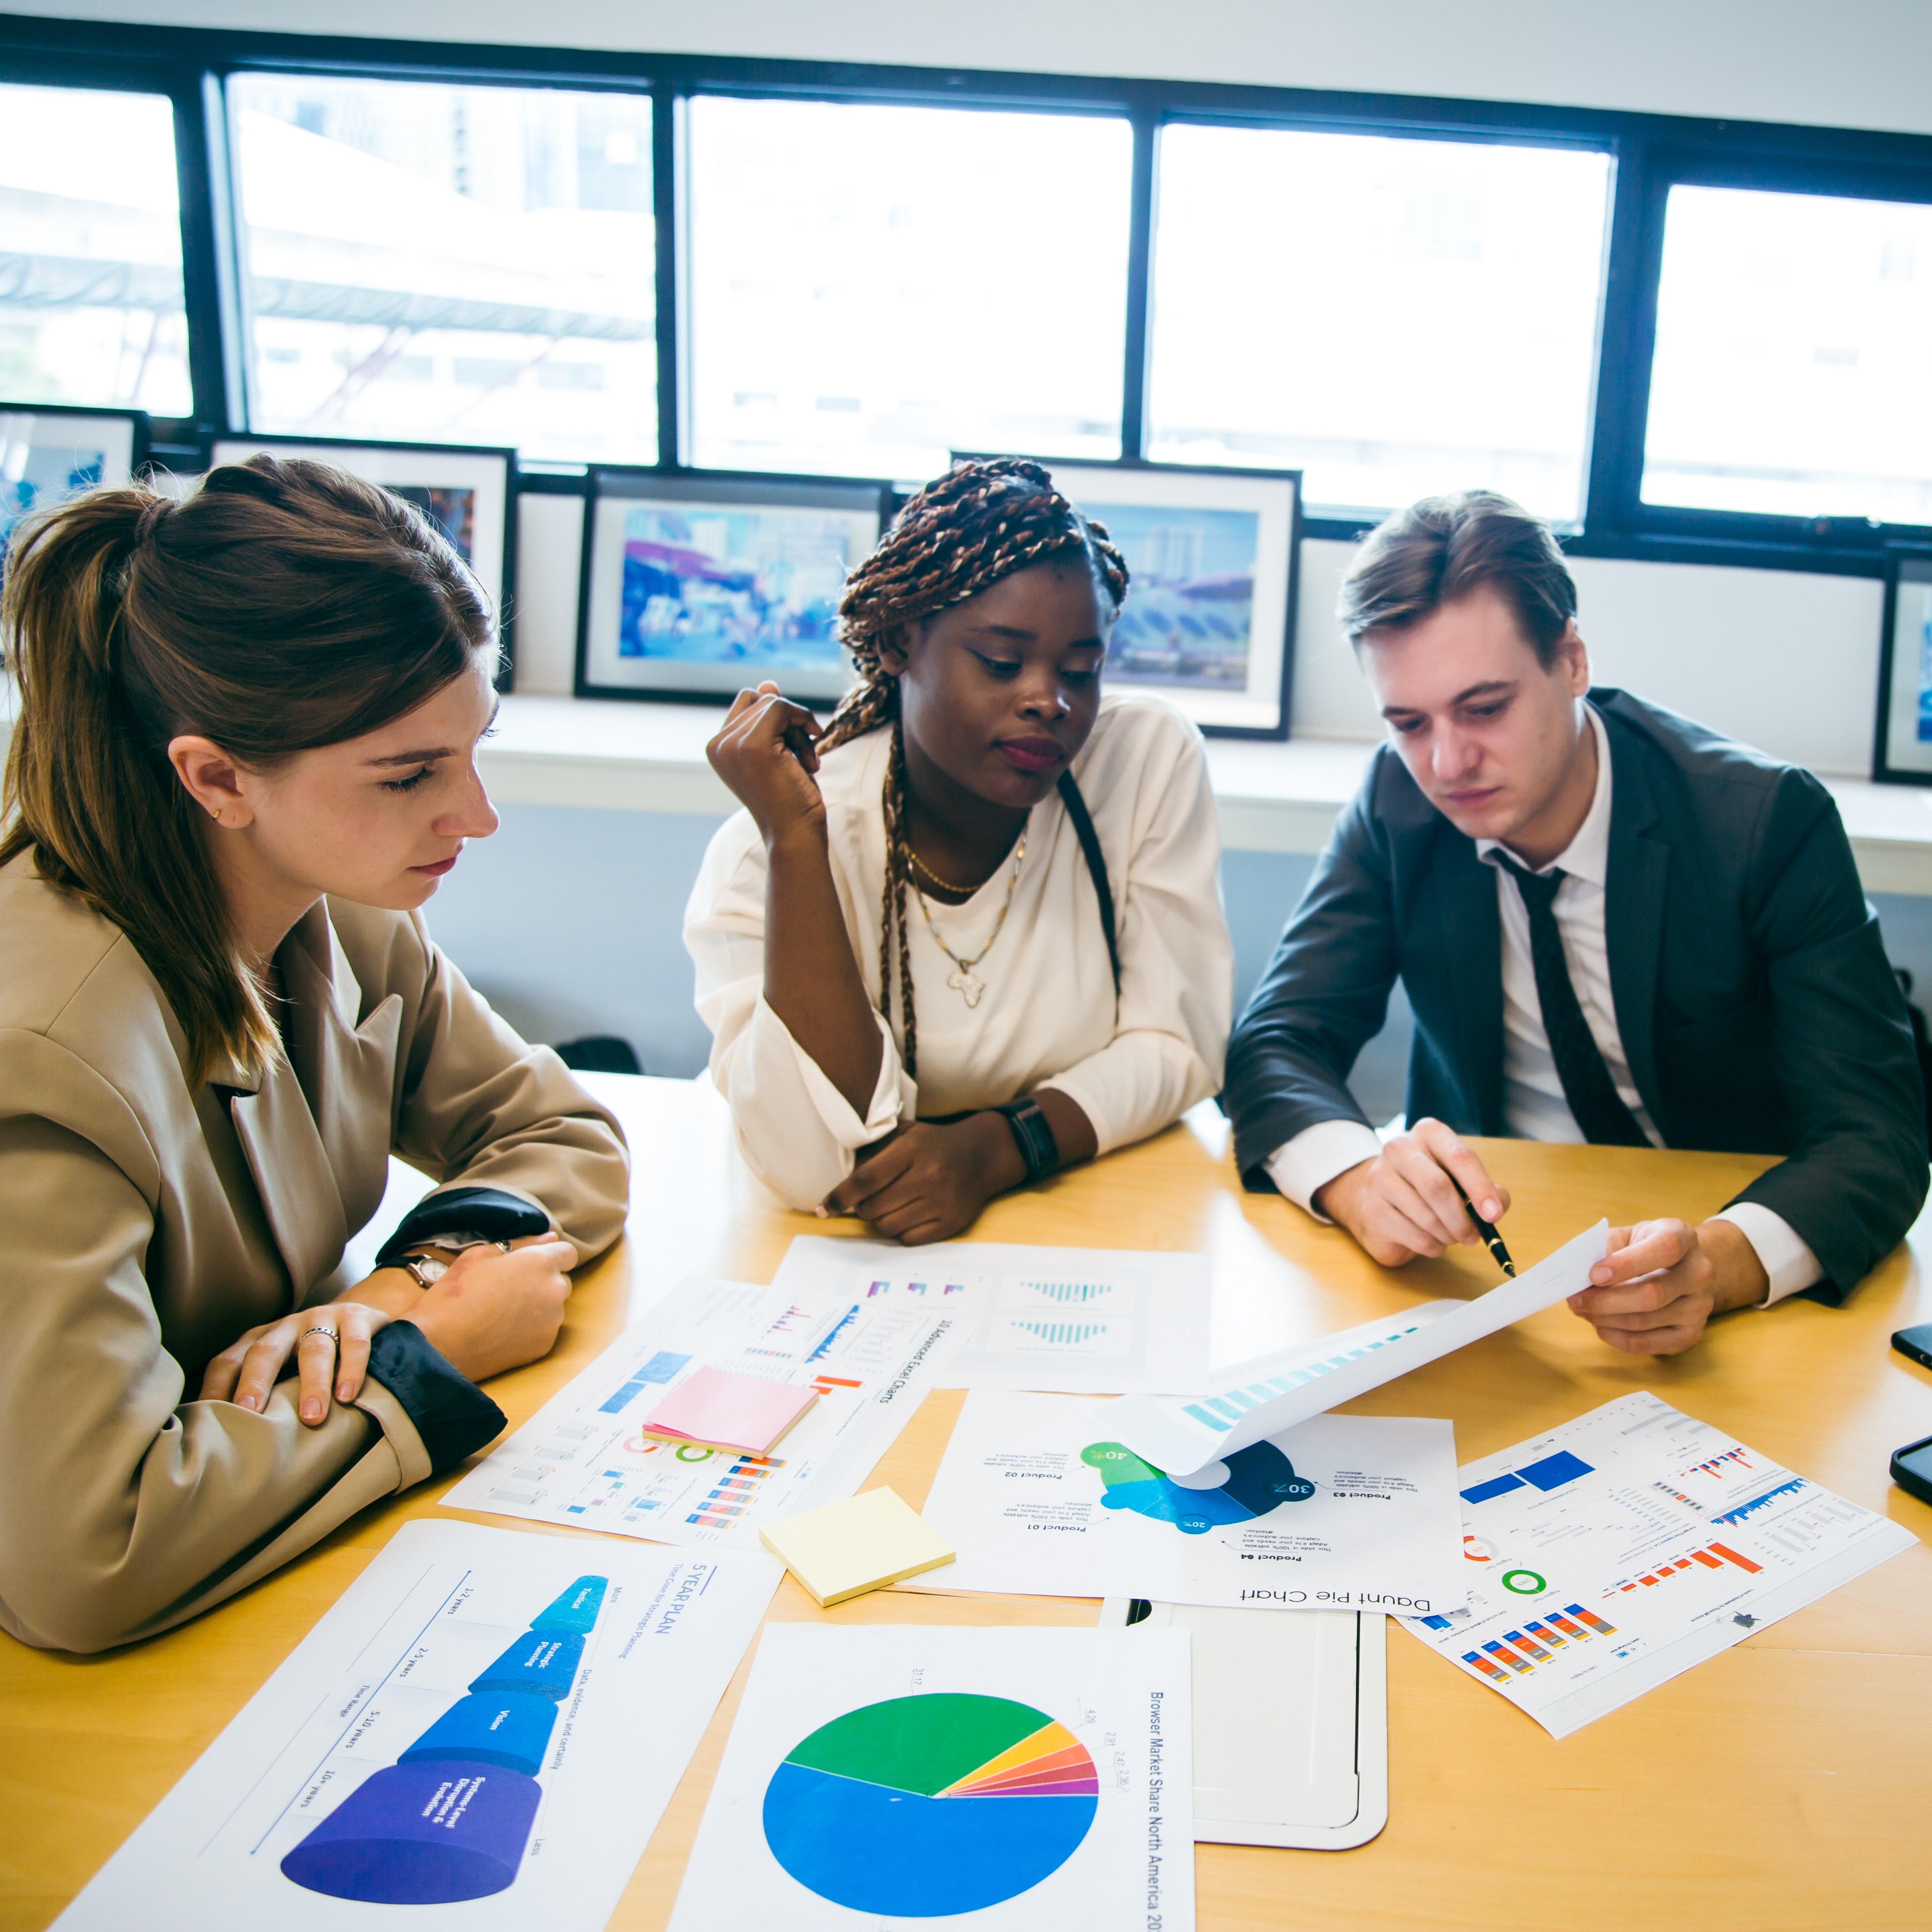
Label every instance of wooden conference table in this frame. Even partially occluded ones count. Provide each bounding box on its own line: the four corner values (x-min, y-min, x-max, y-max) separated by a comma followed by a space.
6, 1075, 1932, 1931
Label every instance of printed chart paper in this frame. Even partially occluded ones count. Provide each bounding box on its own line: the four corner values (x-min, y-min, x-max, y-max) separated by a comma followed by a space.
669, 1623, 1193, 1931
1105, 1221, 1608, 1478
772, 1235, 1211, 1394
911, 1390, 1465, 1615
1403, 1391, 1918, 1738
55, 1521, 780, 1931
444, 1279, 964, 1546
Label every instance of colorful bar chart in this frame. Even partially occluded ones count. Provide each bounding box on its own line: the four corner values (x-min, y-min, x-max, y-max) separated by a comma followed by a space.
1609, 1542, 1761, 1593
1469, 1602, 1620, 1679
1714, 1478, 1807, 1526
1018, 1281, 1115, 1306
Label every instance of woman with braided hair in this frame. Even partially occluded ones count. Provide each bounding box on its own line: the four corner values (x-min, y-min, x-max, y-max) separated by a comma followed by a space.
685, 457, 1232, 1242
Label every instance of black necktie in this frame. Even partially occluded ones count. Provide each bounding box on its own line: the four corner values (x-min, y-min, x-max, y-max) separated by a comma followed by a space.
1492, 852, 1649, 1147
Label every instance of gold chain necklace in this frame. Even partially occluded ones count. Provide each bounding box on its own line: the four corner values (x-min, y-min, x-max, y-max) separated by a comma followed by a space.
909, 832, 1026, 1008
907, 845, 979, 895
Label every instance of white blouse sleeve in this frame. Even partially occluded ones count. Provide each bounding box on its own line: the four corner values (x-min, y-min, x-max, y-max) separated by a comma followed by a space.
682, 814, 915, 1209
1035, 710, 1233, 1155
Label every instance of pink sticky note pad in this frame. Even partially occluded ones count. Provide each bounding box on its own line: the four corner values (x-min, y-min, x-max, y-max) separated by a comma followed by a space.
637, 1366, 817, 1456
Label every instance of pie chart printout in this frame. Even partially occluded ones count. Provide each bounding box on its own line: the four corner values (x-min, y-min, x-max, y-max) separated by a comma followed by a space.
1082, 1436, 1315, 1534
761, 1693, 1099, 1916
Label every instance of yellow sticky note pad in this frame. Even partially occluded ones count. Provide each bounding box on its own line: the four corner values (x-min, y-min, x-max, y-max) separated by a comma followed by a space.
759, 1487, 956, 1607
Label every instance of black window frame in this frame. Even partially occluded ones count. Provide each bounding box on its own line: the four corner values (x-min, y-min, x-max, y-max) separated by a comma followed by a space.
6, 11, 1932, 578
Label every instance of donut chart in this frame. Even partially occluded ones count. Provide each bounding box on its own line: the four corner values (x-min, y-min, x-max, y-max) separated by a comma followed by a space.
1082, 1437, 1315, 1534
762, 1693, 1097, 1917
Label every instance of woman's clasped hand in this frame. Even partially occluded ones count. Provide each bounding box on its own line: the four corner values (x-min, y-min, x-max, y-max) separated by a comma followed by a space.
198, 1235, 578, 1426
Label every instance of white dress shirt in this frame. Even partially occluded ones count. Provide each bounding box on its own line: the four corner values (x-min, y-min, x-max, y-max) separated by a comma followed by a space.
1267, 704, 1821, 1305
685, 692, 1234, 1210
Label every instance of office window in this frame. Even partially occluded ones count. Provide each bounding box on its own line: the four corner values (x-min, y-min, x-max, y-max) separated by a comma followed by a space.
687, 96, 1133, 478
1147, 125, 1613, 524
1642, 184, 1932, 524
228, 74, 656, 461
0, 82, 191, 416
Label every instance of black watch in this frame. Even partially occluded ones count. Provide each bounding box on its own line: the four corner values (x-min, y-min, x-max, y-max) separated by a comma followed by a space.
995, 1097, 1060, 1182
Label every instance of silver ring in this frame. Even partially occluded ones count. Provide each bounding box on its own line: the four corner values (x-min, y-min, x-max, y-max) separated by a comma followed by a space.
299, 1325, 339, 1345
493, 1239, 512, 1253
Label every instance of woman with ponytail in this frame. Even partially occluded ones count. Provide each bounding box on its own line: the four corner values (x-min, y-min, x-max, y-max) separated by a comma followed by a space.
685, 457, 1232, 1240
0, 456, 627, 1652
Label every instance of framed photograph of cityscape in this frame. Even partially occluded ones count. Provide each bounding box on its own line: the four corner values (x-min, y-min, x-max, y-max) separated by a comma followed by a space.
1874, 544, 1932, 783
576, 468, 890, 705
2, 404, 147, 560
954, 456, 1302, 738
210, 435, 516, 686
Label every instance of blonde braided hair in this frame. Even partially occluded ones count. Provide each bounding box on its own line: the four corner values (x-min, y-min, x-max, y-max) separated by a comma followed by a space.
817, 457, 1129, 1080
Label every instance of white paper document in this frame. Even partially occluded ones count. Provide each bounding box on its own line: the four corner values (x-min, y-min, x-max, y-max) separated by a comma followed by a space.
1402, 1391, 1918, 1738
669, 1622, 1194, 1931
910, 1389, 1465, 1615
55, 1521, 779, 1931
1105, 1220, 1609, 1478
443, 1277, 964, 1546
772, 1236, 1211, 1394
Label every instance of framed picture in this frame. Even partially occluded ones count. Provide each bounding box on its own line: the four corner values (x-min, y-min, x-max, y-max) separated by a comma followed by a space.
1873, 545, 1932, 784
953, 455, 1303, 738
577, 468, 890, 705
210, 435, 516, 686
1, 404, 147, 558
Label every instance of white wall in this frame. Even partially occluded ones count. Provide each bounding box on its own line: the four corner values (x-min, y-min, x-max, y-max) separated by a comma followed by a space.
514, 520, 1886, 775
20, 0, 1932, 138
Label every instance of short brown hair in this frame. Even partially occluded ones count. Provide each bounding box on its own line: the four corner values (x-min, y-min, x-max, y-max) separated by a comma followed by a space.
1338, 490, 1576, 665
1, 455, 493, 1082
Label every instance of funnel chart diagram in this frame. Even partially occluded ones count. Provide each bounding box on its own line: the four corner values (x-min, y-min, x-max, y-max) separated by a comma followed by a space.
282, 1575, 609, 1905
1082, 1439, 1315, 1534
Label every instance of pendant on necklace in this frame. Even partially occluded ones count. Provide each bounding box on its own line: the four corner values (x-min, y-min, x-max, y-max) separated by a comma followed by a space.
947, 967, 986, 1008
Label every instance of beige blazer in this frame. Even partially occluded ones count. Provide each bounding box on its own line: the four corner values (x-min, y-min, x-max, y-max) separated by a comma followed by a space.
0, 853, 629, 1652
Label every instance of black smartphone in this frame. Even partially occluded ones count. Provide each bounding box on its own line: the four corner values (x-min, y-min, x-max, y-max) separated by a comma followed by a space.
1892, 1435, 1932, 1507
1893, 1323, 1932, 1371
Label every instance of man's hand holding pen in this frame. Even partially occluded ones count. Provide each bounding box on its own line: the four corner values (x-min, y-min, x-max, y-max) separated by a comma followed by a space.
1313, 1117, 1512, 1269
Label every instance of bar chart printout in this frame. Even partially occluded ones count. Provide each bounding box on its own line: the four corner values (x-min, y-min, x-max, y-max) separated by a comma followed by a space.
1403, 1392, 1916, 1739
443, 1278, 967, 1547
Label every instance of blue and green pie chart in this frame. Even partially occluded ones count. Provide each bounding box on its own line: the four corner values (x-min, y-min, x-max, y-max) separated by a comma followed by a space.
761, 1693, 1098, 1917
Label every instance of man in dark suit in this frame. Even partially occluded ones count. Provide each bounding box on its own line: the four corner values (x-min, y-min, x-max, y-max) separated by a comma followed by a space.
1223, 491, 1927, 1354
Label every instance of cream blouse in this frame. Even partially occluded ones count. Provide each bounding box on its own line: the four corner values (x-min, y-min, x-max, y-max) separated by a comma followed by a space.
684, 691, 1234, 1208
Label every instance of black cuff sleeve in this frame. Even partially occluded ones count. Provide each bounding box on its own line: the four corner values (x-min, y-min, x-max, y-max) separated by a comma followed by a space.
366, 1321, 507, 1474
376, 1185, 552, 1268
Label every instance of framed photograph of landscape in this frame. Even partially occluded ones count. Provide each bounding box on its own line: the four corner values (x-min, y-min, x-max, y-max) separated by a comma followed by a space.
2, 404, 147, 560
1874, 544, 1932, 783
953, 455, 1302, 738
577, 468, 890, 705
210, 435, 516, 685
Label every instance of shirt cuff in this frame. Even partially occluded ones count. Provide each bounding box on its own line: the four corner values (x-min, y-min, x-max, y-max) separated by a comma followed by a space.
1711, 1204, 1825, 1307
770, 998, 907, 1149
1265, 1119, 1385, 1220
364, 1321, 507, 1473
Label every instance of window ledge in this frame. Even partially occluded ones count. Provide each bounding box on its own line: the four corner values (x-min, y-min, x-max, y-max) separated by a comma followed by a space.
477, 696, 1932, 891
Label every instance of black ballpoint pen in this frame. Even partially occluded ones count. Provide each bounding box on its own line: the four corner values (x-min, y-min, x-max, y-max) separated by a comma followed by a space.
1450, 1174, 1516, 1277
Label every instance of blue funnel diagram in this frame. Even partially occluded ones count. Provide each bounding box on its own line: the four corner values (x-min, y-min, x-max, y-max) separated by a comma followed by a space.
281, 1574, 609, 1905
1082, 1439, 1314, 1534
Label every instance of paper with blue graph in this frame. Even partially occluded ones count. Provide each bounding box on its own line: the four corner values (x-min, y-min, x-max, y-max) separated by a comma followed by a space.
1402, 1391, 1917, 1738
1104, 1220, 1610, 1479
53, 1520, 779, 1929
908, 1389, 1465, 1613
443, 1278, 965, 1546
771, 1236, 1211, 1393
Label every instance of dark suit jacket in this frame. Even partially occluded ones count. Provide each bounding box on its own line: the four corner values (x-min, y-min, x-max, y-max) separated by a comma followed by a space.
1222, 689, 1928, 1301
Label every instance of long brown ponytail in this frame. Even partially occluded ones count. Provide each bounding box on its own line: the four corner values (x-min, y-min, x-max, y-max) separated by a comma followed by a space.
0, 456, 492, 1084
819, 457, 1129, 1079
